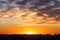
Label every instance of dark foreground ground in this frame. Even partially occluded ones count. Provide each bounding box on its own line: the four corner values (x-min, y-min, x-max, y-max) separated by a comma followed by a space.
0, 34, 60, 40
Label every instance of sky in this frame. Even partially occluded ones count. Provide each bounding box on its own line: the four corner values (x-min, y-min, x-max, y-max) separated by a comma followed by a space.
0, 0, 60, 34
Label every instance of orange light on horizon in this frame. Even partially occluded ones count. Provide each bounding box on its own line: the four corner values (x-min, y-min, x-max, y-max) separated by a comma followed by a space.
25, 31, 37, 35
17, 27, 42, 34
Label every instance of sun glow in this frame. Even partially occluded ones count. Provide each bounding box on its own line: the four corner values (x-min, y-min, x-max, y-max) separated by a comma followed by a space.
25, 31, 37, 34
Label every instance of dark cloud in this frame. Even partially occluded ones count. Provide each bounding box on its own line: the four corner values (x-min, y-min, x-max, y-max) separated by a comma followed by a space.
23, 0, 60, 21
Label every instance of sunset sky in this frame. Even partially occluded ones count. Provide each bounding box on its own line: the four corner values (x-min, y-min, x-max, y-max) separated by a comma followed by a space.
0, 0, 60, 34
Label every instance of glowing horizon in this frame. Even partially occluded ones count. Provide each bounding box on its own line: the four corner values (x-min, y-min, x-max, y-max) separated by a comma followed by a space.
0, 24, 60, 34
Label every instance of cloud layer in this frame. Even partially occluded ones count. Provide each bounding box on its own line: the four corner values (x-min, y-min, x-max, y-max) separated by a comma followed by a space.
0, 0, 60, 26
